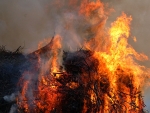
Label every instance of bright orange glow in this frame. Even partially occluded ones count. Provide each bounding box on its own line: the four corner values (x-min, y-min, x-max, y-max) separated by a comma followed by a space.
17, 1, 150, 113
18, 35, 62, 112
84, 12, 149, 112
80, 0, 104, 17
36, 35, 62, 111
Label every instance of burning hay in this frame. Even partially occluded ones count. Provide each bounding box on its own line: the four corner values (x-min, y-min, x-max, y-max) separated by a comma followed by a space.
0, 37, 149, 113
62, 50, 147, 113
0, 0, 150, 113
17, 36, 148, 113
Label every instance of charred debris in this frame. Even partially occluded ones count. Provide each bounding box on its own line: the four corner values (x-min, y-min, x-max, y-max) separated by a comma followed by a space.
0, 46, 26, 113
0, 37, 149, 113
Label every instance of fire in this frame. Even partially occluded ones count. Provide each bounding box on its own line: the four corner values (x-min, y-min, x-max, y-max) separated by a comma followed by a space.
34, 35, 62, 112
17, 0, 149, 113
18, 35, 62, 112
80, 0, 104, 17
84, 12, 149, 112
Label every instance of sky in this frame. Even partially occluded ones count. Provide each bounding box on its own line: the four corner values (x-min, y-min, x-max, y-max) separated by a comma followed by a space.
0, 0, 150, 111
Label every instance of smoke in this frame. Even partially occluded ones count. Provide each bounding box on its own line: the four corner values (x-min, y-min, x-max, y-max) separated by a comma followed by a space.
0, 0, 149, 56
3, 93, 18, 113
0, 0, 149, 54
0, 0, 150, 111
9, 104, 17, 113
0, 0, 91, 53
3, 93, 17, 103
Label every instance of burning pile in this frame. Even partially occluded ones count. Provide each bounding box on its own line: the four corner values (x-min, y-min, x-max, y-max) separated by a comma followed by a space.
17, 13, 149, 112
1, 0, 149, 113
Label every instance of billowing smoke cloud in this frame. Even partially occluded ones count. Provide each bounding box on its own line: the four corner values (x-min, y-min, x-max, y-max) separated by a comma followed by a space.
0, 0, 91, 53
0, 0, 149, 58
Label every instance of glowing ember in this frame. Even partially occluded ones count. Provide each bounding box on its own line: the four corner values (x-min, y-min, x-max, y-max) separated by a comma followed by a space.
17, 0, 150, 113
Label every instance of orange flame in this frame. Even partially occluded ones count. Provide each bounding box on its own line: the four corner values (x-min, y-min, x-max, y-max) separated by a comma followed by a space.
17, 1, 150, 113
84, 12, 149, 112
80, 0, 104, 17
18, 35, 62, 112
36, 35, 62, 111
